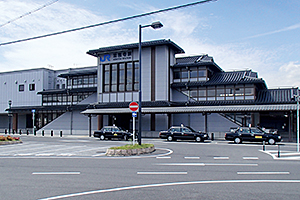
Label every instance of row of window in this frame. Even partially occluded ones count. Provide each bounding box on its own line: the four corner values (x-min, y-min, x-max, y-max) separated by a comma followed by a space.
103, 62, 139, 92
67, 75, 97, 89
19, 84, 35, 92
42, 92, 93, 106
181, 84, 255, 101
173, 67, 212, 82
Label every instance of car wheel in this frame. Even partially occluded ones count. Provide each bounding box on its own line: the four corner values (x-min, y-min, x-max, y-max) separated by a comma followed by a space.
268, 138, 276, 145
100, 135, 105, 140
123, 135, 128, 141
234, 137, 242, 144
195, 136, 202, 142
167, 135, 173, 142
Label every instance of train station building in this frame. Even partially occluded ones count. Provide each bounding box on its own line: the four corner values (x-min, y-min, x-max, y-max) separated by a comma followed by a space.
0, 39, 299, 141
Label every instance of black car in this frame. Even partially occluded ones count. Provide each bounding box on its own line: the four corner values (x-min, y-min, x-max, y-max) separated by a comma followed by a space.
94, 126, 133, 141
159, 125, 209, 142
225, 127, 281, 145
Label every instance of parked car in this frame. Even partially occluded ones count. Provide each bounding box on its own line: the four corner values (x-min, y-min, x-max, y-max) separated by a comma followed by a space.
94, 126, 133, 141
159, 125, 209, 142
225, 127, 281, 145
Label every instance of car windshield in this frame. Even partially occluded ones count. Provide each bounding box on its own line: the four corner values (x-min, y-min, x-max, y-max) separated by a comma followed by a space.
186, 126, 197, 132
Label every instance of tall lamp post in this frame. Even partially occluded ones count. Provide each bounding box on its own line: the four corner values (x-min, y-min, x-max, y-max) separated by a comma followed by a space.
294, 89, 300, 152
138, 21, 163, 145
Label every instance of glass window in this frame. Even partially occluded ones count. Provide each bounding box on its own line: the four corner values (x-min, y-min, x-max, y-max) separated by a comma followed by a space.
199, 70, 206, 77
225, 85, 234, 100
83, 76, 89, 85
19, 84, 24, 92
190, 90, 197, 98
182, 70, 188, 79
174, 69, 180, 79
190, 67, 198, 78
29, 83, 35, 91
245, 87, 254, 95
207, 86, 215, 96
134, 62, 139, 91
199, 89, 206, 97
126, 63, 133, 91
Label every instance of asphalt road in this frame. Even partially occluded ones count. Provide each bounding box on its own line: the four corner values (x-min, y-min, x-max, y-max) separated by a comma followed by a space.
0, 135, 300, 200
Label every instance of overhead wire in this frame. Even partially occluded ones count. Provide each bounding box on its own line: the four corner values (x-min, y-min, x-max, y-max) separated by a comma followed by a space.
0, 0, 217, 46
0, 0, 59, 28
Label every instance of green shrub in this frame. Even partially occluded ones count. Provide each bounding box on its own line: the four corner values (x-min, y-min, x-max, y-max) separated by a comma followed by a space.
109, 143, 154, 150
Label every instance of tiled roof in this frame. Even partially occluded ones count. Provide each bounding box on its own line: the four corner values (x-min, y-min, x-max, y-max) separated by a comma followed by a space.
172, 70, 267, 89
37, 87, 97, 95
174, 55, 223, 72
87, 101, 171, 109
255, 88, 298, 104
58, 67, 97, 78
87, 39, 185, 57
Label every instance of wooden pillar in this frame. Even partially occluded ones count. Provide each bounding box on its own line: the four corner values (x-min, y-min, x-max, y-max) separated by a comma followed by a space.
13, 113, 18, 132
151, 114, 155, 131
98, 115, 103, 130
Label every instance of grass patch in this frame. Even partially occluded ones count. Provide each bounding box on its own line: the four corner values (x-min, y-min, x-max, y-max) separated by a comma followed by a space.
109, 143, 154, 150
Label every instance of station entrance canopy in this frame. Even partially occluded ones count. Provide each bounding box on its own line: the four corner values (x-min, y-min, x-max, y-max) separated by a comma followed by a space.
81, 104, 297, 115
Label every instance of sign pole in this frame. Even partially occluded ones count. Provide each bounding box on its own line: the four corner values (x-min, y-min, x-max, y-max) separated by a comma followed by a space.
132, 115, 136, 145
129, 102, 139, 145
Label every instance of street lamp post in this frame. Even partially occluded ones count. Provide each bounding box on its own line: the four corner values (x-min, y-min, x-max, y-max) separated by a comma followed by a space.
138, 21, 163, 145
293, 89, 300, 152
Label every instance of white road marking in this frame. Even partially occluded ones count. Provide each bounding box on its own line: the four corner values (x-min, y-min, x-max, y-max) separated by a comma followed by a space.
137, 172, 187, 175
155, 163, 258, 167
32, 172, 80, 175
237, 172, 290, 175
156, 156, 171, 159
35, 153, 54, 156
17, 153, 33, 156
184, 157, 200, 159
58, 153, 73, 156
214, 156, 229, 160
243, 157, 259, 160
39, 179, 300, 200
156, 163, 205, 166
205, 163, 258, 166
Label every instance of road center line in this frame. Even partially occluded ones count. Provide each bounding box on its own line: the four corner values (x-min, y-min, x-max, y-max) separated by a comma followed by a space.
243, 157, 259, 160
32, 172, 81, 175
237, 172, 290, 175
214, 157, 229, 160
184, 157, 200, 159
156, 156, 171, 159
137, 172, 187, 175
155, 163, 258, 166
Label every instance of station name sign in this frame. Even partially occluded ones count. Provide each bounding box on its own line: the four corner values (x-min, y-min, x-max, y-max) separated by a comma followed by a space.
99, 50, 132, 64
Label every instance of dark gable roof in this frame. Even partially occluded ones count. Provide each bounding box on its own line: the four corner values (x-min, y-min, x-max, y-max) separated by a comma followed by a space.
87, 39, 185, 57
172, 70, 267, 89
58, 67, 97, 78
37, 87, 97, 95
174, 55, 223, 73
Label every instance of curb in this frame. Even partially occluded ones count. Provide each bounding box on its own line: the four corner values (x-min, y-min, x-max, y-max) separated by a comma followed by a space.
106, 146, 155, 156
0, 140, 23, 145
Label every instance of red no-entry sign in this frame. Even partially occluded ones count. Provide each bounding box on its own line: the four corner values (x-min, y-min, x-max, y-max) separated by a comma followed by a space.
129, 102, 139, 112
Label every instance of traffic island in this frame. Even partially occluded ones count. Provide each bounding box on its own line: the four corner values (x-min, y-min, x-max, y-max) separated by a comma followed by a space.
106, 144, 155, 156
0, 135, 22, 145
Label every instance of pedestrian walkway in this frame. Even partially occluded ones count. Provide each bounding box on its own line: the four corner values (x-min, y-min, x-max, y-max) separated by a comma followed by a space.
260, 150, 300, 160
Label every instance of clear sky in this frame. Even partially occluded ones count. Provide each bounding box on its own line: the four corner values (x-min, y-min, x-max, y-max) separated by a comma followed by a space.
0, 0, 300, 88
